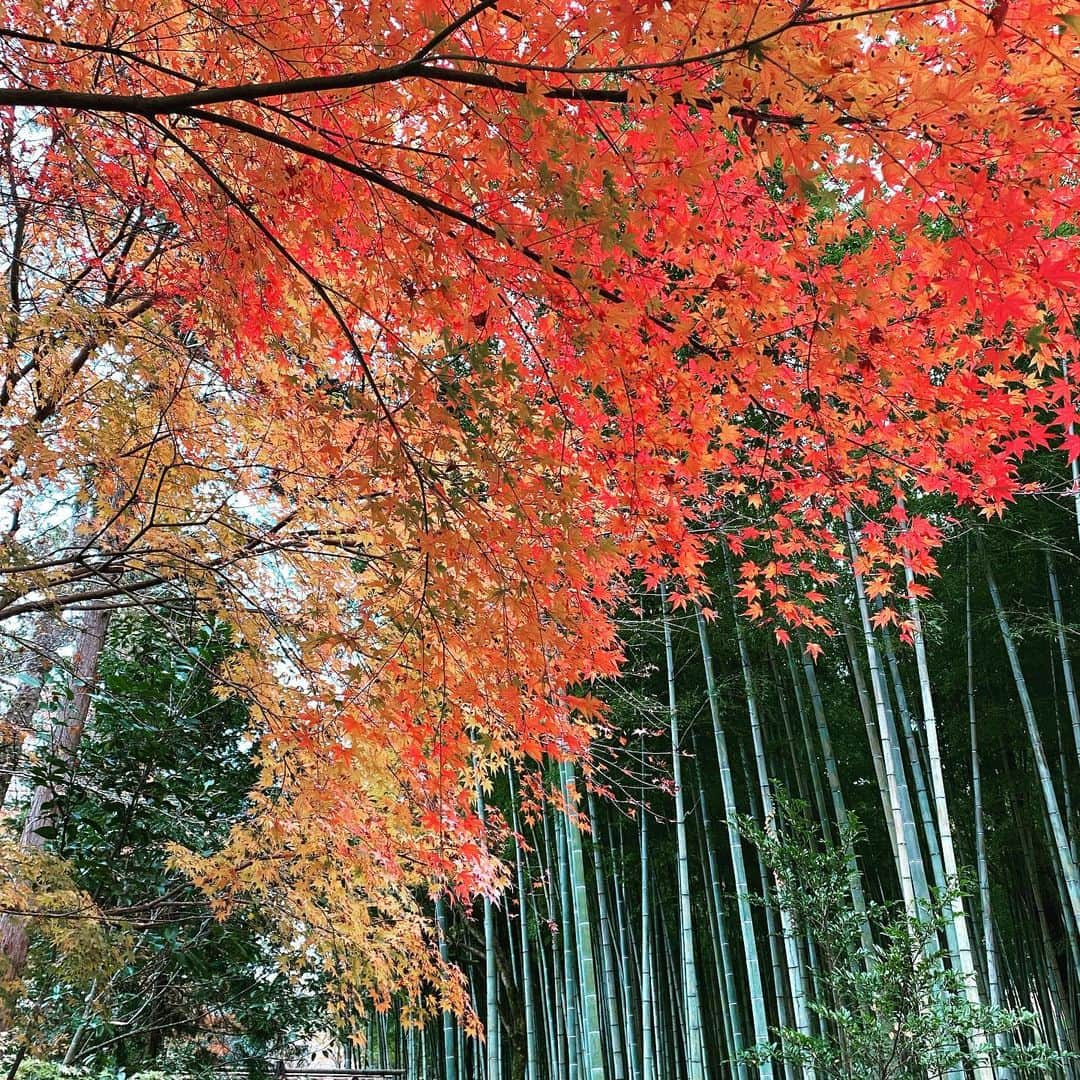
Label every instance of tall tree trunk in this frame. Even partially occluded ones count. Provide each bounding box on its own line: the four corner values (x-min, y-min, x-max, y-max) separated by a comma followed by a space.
767, 646, 816, 822
740, 751, 796, 1080
657, 898, 687, 1080
609, 822, 641, 1080
695, 758, 747, 1079
779, 648, 831, 843
552, 794, 582, 1080
0, 614, 64, 810
436, 896, 458, 1080
1047, 549, 1080, 785
0, 606, 109, 973
534, 838, 564, 1080
838, 614, 899, 871
880, 625, 952, 909
1016, 801, 1077, 1060
477, 783, 501, 1080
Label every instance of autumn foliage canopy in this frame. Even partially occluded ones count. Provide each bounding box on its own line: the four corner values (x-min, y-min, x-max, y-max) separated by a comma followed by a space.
1, 0, 1079, 1013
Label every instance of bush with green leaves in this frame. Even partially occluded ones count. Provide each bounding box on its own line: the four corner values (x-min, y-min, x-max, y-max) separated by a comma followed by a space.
8, 611, 323, 1074
11, 1060, 90, 1080
1, 1058, 191, 1080
738, 793, 1068, 1080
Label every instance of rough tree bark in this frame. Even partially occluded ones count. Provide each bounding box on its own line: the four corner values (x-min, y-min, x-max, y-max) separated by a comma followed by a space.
0, 607, 110, 973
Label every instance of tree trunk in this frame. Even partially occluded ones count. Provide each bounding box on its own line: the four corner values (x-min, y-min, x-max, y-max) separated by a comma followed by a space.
793, 638, 875, 958
0, 614, 65, 810
695, 757, 747, 1078
0, 607, 109, 973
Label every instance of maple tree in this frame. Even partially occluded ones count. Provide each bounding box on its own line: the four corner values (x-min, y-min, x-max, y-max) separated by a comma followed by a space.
1, 0, 1079, 1020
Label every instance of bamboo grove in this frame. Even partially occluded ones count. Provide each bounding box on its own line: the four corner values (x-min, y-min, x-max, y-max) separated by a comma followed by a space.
335, 497, 1080, 1080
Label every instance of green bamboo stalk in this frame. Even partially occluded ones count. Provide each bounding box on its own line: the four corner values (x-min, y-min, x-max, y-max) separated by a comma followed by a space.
967, 559, 1012, 1076
461, 975, 473, 1080
695, 757, 748, 1078
534, 861, 563, 1080
535, 812, 566, 1080
902, 558, 993, 1079
1017, 803, 1077, 1061
979, 535, 1080, 936
725, 569, 815, 1078
779, 648, 832, 843
586, 790, 628, 1080
880, 624, 953, 909
639, 754, 657, 1080
609, 822, 642, 1080
660, 584, 707, 1080
695, 604, 774, 1078
845, 513, 920, 916
1028, 781, 1080, 1058
657, 895, 688, 1080
510, 775, 540, 1080
1047, 549, 1080, 784
552, 795, 582, 1080
653, 882, 673, 1080
477, 783, 501, 1080
435, 896, 458, 1080
740, 750, 796, 1080
1054, 674, 1076, 861
793, 641, 875, 958
876, 647, 934, 910
693, 773, 735, 1065
839, 613, 900, 870
767, 646, 817, 821
561, 760, 605, 1080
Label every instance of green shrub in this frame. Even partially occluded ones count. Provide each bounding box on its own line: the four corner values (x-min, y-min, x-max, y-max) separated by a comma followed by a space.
2, 1059, 188, 1080
13, 1060, 91, 1080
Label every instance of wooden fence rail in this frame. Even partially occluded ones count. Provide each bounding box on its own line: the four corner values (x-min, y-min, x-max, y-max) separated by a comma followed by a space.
275, 1071, 405, 1080
216, 1068, 405, 1080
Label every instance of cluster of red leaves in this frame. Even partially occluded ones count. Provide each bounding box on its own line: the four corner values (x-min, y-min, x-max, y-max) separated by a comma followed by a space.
2, 0, 1079, 1011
